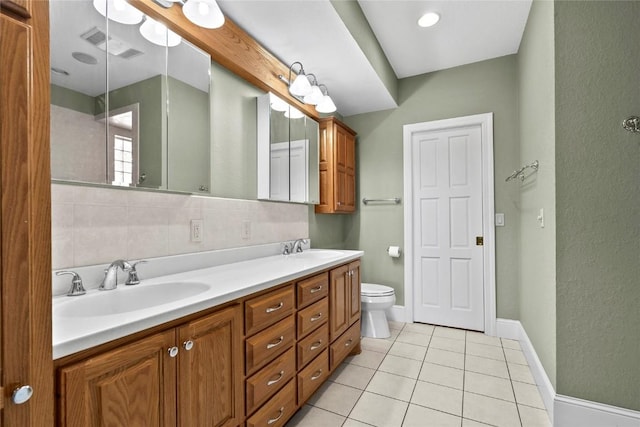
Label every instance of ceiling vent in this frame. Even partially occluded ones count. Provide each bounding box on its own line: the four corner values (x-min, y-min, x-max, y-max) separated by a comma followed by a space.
80, 27, 143, 59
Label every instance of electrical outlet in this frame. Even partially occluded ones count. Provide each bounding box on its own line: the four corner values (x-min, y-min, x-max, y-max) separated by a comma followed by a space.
241, 220, 251, 240
190, 219, 203, 242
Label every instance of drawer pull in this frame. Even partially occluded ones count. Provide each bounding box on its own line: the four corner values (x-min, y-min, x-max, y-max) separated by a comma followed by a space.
266, 370, 285, 386
310, 313, 323, 322
310, 285, 323, 293
266, 336, 284, 349
265, 302, 284, 313
267, 407, 285, 425
345, 339, 353, 348
311, 370, 323, 381
310, 340, 323, 351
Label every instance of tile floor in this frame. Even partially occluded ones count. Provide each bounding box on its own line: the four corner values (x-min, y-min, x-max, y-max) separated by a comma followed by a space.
286, 322, 551, 427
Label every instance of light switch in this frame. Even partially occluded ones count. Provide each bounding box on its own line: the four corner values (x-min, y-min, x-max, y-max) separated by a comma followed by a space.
495, 213, 505, 227
537, 208, 545, 228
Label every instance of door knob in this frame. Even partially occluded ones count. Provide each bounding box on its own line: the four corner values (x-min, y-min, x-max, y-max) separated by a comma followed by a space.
12, 385, 33, 405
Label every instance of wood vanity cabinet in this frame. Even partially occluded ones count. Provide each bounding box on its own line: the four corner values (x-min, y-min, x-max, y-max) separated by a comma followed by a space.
329, 261, 361, 341
57, 304, 243, 427
315, 117, 357, 214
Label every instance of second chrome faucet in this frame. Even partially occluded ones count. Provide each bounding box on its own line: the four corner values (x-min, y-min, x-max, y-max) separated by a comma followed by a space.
99, 259, 147, 290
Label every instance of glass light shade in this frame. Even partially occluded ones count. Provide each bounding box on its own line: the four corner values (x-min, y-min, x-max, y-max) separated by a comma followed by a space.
303, 85, 324, 105
93, 0, 144, 25
418, 12, 440, 28
289, 73, 312, 97
183, 0, 225, 29
140, 17, 182, 47
285, 107, 304, 119
270, 96, 289, 112
316, 95, 337, 113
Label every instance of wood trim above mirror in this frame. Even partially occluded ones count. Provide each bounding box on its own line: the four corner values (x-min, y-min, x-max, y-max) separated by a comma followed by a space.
129, 0, 320, 121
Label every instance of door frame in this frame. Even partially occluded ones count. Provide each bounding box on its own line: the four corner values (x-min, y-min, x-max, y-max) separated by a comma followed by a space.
402, 113, 497, 336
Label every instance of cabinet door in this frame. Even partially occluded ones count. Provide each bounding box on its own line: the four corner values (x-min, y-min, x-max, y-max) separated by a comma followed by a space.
334, 124, 356, 213
178, 304, 243, 427
348, 261, 362, 326
58, 330, 177, 427
329, 264, 350, 341
344, 132, 356, 212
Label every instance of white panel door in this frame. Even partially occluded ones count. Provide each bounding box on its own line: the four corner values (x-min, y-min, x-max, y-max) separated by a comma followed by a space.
412, 125, 484, 331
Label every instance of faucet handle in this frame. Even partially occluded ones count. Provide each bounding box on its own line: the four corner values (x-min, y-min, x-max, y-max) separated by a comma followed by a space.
56, 270, 86, 296
282, 242, 293, 255
125, 260, 147, 286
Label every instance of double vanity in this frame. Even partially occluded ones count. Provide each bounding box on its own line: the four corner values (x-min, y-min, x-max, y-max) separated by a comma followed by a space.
53, 247, 362, 426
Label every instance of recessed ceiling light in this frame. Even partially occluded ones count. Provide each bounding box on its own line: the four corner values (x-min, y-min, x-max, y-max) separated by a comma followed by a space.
72, 52, 98, 65
418, 12, 440, 28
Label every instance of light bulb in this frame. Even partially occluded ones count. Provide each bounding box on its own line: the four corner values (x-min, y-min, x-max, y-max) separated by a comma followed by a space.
198, 2, 210, 16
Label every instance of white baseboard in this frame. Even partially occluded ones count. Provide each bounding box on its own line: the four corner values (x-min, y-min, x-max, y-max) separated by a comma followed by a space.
554, 395, 640, 427
386, 305, 407, 323
496, 318, 555, 420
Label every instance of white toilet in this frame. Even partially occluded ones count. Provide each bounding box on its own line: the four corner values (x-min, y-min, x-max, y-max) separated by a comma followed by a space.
360, 283, 396, 338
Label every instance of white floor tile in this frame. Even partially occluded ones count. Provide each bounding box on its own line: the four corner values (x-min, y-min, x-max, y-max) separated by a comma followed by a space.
464, 371, 515, 402
349, 391, 409, 427
402, 404, 462, 427
466, 342, 506, 361
519, 404, 552, 427
366, 371, 417, 402
504, 348, 528, 365
429, 336, 466, 353
418, 362, 464, 390
388, 320, 406, 331
402, 322, 435, 336
512, 381, 546, 409
465, 354, 509, 379
466, 331, 502, 347
388, 341, 428, 361
395, 331, 432, 347
433, 326, 466, 341
378, 354, 423, 379
330, 363, 376, 390
508, 362, 536, 384
425, 347, 465, 369
347, 349, 386, 370
361, 337, 394, 354
307, 380, 362, 416
286, 405, 345, 427
342, 419, 374, 427
462, 418, 494, 427
501, 338, 522, 350
411, 381, 463, 416
463, 392, 521, 427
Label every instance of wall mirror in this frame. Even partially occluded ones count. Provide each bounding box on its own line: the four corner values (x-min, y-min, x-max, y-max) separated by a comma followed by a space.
257, 93, 319, 204
49, 0, 211, 193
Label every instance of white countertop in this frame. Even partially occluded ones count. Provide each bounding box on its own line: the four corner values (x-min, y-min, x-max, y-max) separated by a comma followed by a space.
52, 249, 363, 359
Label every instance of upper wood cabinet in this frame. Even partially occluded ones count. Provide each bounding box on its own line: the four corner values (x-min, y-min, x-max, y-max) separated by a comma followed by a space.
315, 117, 357, 214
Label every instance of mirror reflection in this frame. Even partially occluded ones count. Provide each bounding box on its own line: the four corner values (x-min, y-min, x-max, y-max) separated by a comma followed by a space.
257, 93, 319, 204
49, 0, 211, 193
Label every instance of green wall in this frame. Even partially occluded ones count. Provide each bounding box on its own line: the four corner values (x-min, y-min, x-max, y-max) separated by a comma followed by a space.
555, 0, 640, 411
51, 85, 96, 115
342, 55, 520, 314
517, 0, 556, 388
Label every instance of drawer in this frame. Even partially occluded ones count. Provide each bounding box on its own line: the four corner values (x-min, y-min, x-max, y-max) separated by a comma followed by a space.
297, 348, 329, 404
246, 379, 297, 427
330, 320, 361, 371
296, 297, 328, 339
245, 285, 295, 336
246, 348, 296, 415
297, 324, 328, 370
246, 315, 295, 375
297, 272, 328, 308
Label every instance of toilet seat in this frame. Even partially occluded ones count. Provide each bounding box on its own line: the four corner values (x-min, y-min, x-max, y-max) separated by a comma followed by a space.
361, 282, 395, 297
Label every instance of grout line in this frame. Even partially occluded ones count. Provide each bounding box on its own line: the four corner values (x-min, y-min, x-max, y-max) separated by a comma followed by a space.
461, 330, 467, 427
400, 327, 433, 427
503, 339, 524, 427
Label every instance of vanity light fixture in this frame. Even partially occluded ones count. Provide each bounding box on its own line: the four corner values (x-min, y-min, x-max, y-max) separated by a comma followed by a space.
315, 84, 337, 114
93, 0, 144, 25
418, 12, 440, 28
303, 74, 324, 106
284, 106, 305, 119
270, 95, 289, 112
151, 0, 225, 29
288, 62, 313, 97
139, 16, 182, 47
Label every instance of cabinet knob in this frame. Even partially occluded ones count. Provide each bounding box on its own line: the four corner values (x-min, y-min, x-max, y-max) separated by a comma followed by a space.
345, 339, 353, 348
168, 346, 179, 358
183, 340, 194, 351
11, 385, 33, 405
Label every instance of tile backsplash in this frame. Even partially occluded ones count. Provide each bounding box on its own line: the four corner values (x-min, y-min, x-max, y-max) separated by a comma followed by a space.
52, 183, 309, 269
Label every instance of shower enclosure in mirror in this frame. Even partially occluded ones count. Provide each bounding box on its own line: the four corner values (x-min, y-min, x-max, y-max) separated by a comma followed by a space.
49, 0, 211, 193
257, 93, 320, 204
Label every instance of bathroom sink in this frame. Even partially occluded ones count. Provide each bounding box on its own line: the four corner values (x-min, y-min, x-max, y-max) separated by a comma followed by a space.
289, 249, 344, 260
55, 282, 211, 317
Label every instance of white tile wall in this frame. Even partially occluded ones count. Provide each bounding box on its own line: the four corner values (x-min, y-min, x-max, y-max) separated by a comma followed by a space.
51, 183, 309, 270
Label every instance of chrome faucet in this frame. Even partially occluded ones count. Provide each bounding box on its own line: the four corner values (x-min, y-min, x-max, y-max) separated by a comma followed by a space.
99, 259, 132, 291
292, 238, 308, 253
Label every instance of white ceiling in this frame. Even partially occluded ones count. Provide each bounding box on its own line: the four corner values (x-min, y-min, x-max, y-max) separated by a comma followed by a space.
218, 0, 532, 116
